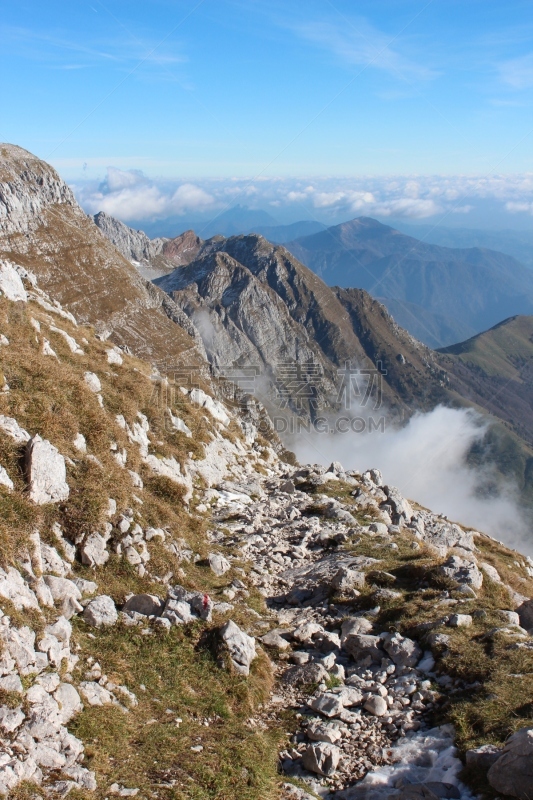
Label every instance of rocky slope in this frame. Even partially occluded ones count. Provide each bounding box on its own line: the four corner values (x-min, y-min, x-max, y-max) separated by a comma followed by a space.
153, 232, 449, 423
0, 260, 533, 800
93, 213, 204, 281
284, 217, 533, 348
0, 145, 205, 369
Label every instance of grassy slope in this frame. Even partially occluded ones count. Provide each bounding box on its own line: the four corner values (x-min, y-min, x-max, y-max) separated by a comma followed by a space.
0, 294, 285, 800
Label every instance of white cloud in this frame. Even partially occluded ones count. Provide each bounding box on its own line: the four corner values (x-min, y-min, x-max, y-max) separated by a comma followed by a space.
499, 53, 533, 89
506, 200, 533, 214
78, 167, 214, 221
291, 18, 436, 82
74, 170, 533, 225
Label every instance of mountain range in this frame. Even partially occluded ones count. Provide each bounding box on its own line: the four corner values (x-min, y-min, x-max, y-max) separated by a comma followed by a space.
284, 216, 533, 348
4, 144, 533, 800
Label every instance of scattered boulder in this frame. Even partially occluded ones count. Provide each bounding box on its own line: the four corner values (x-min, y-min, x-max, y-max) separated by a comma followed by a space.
363, 695, 388, 716
438, 555, 483, 590
343, 633, 382, 663
261, 631, 290, 650
219, 620, 256, 676
466, 743, 502, 771
0, 415, 30, 443
162, 585, 213, 625
516, 599, 533, 632
0, 465, 13, 490
302, 742, 340, 776
208, 552, 231, 577
83, 595, 118, 627
487, 726, 533, 799
25, 434, 69, 504
123, 594, 163, 617
332, 567, 365, 593
382, 632, 421, 667
84, 371, 101, 393
449, 614, 473, 628
80, 532, 109, 567
281, 663, 329, 687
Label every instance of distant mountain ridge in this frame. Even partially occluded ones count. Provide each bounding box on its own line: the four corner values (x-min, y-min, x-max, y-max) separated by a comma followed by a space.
284, 216, 533, 347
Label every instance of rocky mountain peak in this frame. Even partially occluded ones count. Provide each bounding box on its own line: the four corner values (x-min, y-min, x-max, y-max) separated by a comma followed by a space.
93, 210, 167, 265
0, 143, 77, 236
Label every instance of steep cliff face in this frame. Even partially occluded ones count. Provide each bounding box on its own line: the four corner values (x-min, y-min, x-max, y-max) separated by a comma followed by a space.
93, 212, 205, 280
0, 144, 204, 368
93, 211, 167, 267
155, 234, 447, 420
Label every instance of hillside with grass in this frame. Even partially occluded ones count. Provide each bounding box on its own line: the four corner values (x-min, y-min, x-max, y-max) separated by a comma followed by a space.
1, 145, 533, 800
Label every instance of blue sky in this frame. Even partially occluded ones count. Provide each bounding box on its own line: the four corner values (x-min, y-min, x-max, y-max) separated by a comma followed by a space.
3, 0, 533, 227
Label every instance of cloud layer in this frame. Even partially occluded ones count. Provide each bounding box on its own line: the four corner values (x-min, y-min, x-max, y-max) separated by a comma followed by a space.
74, 167, 533, 226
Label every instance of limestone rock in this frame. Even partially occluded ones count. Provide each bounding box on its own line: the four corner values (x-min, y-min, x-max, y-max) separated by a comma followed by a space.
382, 632, 421, 668
0, 415, 30, 443
449, 614, 473, 627
80, 532, 109, 567
83, 595, 117, 627
466, 743, 502, 771
123, 594, 163, 617
0, 465, 13, 490
363, 695, 388, 716
438, 555, 483, 590
302, 741, 340, 776
25, 434, 69, 504
84, 371, 101, 393
488, 726, 533, 799
516, 599, 533, 631
219, 620, 256, 676
54, 683, 83, 723
0, 260, 27, 301
208, 552, 231, 577
281, 663, 329, 687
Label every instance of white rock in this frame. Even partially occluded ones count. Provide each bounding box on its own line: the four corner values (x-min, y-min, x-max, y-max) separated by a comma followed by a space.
364, 695, 388, 716
208, 552, 231, 577
382, 632, 422, 668
449, 614, 473, 628
45, 616, 72, 645
302, 742, 340, 776
73, 578, 98, 597
128, 469, 143, 489
84, 371, 101, 393
73, 433, 86, 452
41, 543, 70, 577
438, 555, 483, 590
54, 683, 83, 723
219, 620, 256, 676
42, 338, 59, 358
0, 706, 25, 733
0, 260, 27, 301
0, 567, 39, 610
168, 411, 192, 437
49, 326, 83, 354
123, 594, 163, 616
80, 532, 109, 567
481, 562, 502, 583
79, 681, 114, 706
83, 595, 117, 627
107, 347, 123, 365
25, 435, 69, 504
0, 466, 13, 490
0, 415, 30, 443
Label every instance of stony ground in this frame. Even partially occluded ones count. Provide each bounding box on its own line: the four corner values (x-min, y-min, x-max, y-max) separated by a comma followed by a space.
1, 259, 533, 800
